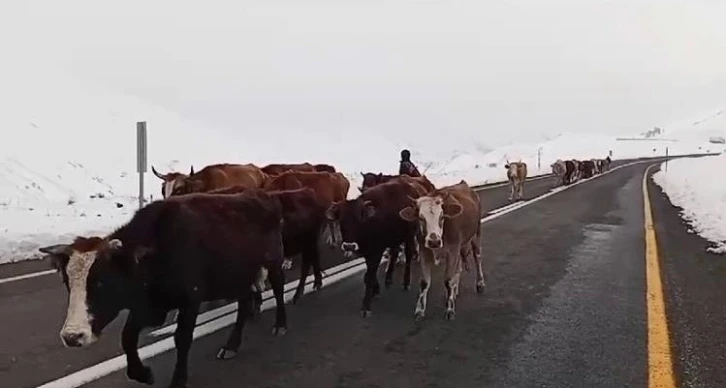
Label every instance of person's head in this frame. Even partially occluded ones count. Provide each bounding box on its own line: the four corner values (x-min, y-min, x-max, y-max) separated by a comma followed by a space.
400, 149, 411, 161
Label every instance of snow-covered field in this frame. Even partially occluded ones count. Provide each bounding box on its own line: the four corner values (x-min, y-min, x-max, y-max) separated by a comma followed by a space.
0, 70, 723, 264
653, 154, 726, 254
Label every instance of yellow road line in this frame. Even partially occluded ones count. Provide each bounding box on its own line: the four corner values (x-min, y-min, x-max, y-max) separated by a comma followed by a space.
643, 164, 676, 388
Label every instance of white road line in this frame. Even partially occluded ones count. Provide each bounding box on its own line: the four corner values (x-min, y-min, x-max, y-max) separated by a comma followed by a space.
30, 157, 670, 388
0, 269, 56, 285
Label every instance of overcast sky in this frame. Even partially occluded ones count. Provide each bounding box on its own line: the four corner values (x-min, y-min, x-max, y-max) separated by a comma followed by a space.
4, 0, 726, 149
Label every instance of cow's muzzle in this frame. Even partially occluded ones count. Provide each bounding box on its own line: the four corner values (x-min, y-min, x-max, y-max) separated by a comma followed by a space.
425, 234, 443, 249
341, 242, 359, 252
60, 330, 96, 348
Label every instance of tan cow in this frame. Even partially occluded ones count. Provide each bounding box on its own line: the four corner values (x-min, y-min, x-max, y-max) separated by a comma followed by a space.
505, 161, 528, 201
398, 180, 484, 321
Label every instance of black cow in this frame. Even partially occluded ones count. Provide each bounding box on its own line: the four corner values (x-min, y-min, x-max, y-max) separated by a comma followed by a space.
564, 160, 577, 185
38, 189, 287, 388
325, 178, 428, 316
212, 185, 330, 304
580, 160, 596, 179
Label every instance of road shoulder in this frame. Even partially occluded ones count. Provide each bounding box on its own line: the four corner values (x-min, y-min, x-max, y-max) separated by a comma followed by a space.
648, 164, 726, 388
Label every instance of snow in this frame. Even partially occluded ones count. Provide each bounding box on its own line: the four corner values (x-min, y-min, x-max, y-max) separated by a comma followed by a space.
653, 153, 726, 254
1, 71, 723, 264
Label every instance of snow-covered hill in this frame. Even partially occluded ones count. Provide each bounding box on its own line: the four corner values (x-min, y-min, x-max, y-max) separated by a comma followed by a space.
0, 71, 721, 263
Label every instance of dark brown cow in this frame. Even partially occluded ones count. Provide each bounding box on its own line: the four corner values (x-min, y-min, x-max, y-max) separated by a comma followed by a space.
151, 166, 193, 198
313, 164, 337, 173
325, 178, 429, 316
360, 173, 436, 193
398, 180, 483, 321
358, 173, 436, 267
261, 163, 315, 176
38, 189, 287, 388
210, 185, 329, 304
170, 163, 268, 196
264, 171, 350, 247
580, 160, 596, 179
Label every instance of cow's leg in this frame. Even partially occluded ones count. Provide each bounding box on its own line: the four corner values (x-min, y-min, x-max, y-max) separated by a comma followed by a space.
402, 239, 416, 291
266, 263, 288, 336
508, 182, 514, 201
293, 250, 312, 304
168, 302, 200, 388
216, 293, 253, 360
384, 244, 401, 289
518, 181, 524, 200
471, 237, 486, 293
444, 247, 463, 321
361, 249, 383, 317
414, 249, 433, 321
122, 313, 154, 385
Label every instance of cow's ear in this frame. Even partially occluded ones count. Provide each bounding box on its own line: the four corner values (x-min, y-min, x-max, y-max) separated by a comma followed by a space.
504, 164, 510, 169
325, 202, 340, 221
361, 200, 376, 218
399, 206, 417, 222
443, 196, 463, 218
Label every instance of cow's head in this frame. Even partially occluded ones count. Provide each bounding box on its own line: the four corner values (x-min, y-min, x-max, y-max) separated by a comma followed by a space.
359, 172, 382, 192
505, 162, 519, 179
152, 165, 193, 198
170, 173, 208, 196
399, 193, 463, 249
39, 237, 151, 348
325, 198, 378, 256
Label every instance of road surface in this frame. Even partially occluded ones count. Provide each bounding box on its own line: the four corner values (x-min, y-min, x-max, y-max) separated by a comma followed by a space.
1, 155, 724, 388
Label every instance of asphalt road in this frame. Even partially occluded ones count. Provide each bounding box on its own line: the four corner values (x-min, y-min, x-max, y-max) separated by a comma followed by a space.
0, 155, 720, 388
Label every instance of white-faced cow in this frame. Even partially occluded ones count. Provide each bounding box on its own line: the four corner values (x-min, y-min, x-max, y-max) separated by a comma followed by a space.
38, 189, 288, 388
399, 180, 484, 321
505, 161, 528, 201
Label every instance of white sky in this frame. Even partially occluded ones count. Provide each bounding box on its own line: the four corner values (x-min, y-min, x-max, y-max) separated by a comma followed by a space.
3, 0, 726, 149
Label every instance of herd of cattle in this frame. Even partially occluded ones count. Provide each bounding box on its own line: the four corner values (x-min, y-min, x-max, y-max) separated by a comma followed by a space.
36, 156, 610, 388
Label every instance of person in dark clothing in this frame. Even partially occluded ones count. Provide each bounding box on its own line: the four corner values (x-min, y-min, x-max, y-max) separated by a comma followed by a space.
399, 149, 422, 177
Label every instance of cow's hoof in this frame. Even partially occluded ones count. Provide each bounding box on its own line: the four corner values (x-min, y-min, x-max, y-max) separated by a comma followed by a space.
476, 283, 485, 294
126, 365, 154, 385
167, 379, 188, 388
402, 283, 410, 291
292, 291, 303, 304
414, 311, 425, 321
313, 280, 323, 291
384, 278, 392, 289
216, 348, 238, 360
445, 310, 456, 321
272, 326, 287, 336
361, 310, 372, 318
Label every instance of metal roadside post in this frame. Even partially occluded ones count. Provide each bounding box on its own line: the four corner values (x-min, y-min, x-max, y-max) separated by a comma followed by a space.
665, 147, 669, 172
137, 121, 148, 209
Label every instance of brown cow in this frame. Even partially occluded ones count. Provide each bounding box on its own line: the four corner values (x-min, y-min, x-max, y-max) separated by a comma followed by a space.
261, 163, 315, 176
314, 164, 337, 173
398, 180, 483, 321
505, 161, 528, 201
264, 171, 350, 246
151, 166, 193, 198
170, 163, 267, 196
